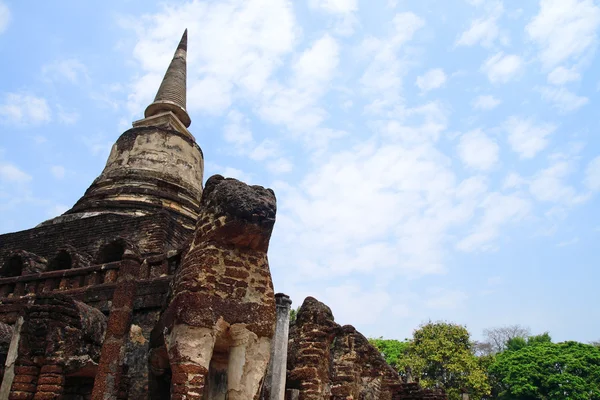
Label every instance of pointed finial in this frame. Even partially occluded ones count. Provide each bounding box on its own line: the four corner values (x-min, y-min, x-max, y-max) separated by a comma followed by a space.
178, 28, 187, 52
144, 29, 191, 127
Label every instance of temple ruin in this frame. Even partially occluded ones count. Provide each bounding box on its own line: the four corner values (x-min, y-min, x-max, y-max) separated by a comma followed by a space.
0, 30, 446, 400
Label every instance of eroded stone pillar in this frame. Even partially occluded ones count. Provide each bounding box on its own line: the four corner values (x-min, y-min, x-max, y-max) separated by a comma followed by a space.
285, 389, 299, 400
266, 293, 292, 400
227, 324, 271, 400
91, 251, 141, 400
0, 318, 22, 400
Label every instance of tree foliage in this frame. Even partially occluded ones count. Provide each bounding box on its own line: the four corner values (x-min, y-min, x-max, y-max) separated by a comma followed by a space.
369, 338, 410, 371
526, 332, 552, 346
506, 336, 528, 352
489, 341, 600, 400
506, 332, 552, 352
406, 322, 491, 400
289, 307, 299, 324
370, 323, 600, 400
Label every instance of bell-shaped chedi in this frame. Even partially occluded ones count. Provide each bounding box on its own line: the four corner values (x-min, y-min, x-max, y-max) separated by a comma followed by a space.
52, 30, 204, 230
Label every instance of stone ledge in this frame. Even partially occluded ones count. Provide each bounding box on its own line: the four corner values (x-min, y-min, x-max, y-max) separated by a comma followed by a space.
132, 111, 194, 141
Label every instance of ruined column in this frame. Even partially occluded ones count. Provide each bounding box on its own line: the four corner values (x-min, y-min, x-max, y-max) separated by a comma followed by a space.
285, 389, 299, 400
91, 251, 141, 400
265, 293, 292, 400
0, 318, 22, 400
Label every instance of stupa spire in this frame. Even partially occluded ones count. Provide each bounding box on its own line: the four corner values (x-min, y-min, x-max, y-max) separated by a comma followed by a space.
144, 29, 191, 127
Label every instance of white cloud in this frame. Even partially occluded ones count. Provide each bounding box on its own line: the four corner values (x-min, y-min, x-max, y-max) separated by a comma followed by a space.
258, 34, 340, 141
529, 160, 588, 204
0, 1, 10, 34
526, 0, 600, 68
456, 2, 504, 47
50, 166, 66, 180
456, 175, 488, 200
205, 162, 254, 184
270, 122, 503, 283
482, 52, 523, 83
292, 34, 340, 89
308, 0, 358, 35
223, 111, 291, 166
503, 172, 526, 190
221, 166, 253, 183
584, 156, 600, 191
0, 163, 32, 183
42, 59, 89, 84
547, 66, 581, 85
126, 3, 344, 157
309, 0, 357, 14
359, 12, 425, 110
457, 129, 499, 171
457, 192, 531, 252
457, 17, 499, 47
505, 117, 555, 159
0, 93, 52, 125
378, 102, 448, 145
249, 139, 280, 161
416, 68, 447, 92
319, 282, 391, 325
472, 95, 501, 110
539, 86, 588, 113
123, 0, 298, 116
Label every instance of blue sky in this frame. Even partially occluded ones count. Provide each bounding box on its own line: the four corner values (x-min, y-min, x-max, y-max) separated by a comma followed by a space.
1, 0, 599, 343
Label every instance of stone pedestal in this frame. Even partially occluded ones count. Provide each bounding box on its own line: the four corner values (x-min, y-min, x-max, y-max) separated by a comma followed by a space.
264, 293, 292, 400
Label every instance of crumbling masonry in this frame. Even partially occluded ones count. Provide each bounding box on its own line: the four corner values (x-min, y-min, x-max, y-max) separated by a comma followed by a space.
0, 30, 446, 400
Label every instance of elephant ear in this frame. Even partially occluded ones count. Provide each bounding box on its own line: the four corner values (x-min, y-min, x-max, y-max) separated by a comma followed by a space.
203, 175, 225, 198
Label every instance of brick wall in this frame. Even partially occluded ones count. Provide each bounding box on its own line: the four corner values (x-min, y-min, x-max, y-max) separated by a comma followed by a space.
0, 211, 192, 266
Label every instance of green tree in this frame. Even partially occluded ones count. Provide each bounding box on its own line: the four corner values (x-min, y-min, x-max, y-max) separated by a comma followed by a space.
289, 307, 299, 324
369, 337, 410, 371
406, 322, 491, 400
504, 332, 552, 352
506, 336, 528, 352
489, 341, 600, 400
526, 332, 552, 346
477, 353, 498, 400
